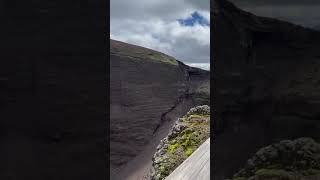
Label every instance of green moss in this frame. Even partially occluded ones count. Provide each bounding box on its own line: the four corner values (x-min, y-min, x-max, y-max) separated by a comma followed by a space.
152, 106, 210, 180
255, 169, 291, 178
232, 177, 246, 180
114, 47, 178, 66
168, 143, 179, 154
185, 135, 199, 147
184, 147, 195, 157
233, 168, 320, 180
149, 53, 178, 65
158, 165, 169, 177
306, 168, 320, 175
265, 164, 282, 169
155, 126, 207, 178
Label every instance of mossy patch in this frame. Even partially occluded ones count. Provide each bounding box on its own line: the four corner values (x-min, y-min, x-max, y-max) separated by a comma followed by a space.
306, 169, 320, 175
111, 40, 178, 66
255, 169, 292, 177
184, 147, 195, 157
232, 177, 246, 180
148, 53, 178, 65
168, 143, 179, 154
151, 105, 210, 180
113, 50, 178, 66
233, 168, 320, 180
232, 138, 320, 180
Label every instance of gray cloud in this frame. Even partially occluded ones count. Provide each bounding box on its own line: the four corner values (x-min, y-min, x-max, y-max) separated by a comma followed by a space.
229, 0, 320, 28
111, 0, 190, 20
185, 63, 210, 70
110, 0, 210, 64
185, 0, 210, 10
231, 0, 320, 6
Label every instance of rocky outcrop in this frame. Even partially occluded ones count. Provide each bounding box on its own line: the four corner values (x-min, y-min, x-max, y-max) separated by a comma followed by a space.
212, 0, 320, 179
232, 138, 320, 180
110, 40, 209, 179
151, 105, 210, 180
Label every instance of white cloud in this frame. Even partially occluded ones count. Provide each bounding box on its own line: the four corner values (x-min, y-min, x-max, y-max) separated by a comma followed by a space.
185, 63, 210, 71
110, 0, 210, 64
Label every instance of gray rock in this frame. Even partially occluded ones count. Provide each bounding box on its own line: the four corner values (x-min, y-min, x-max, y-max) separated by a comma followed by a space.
234, 138, 320, 179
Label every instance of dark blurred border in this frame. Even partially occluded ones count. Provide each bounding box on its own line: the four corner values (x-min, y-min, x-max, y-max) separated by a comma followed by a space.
0, 0, 109, 179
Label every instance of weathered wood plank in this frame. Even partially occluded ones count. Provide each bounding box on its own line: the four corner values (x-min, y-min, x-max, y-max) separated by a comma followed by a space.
165, 138, 210, 180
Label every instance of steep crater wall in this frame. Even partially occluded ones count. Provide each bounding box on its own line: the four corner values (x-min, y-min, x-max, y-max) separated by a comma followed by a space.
212, 0, 320, 179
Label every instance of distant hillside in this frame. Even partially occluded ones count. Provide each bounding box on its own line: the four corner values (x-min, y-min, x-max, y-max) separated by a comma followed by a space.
110, 39, 210, 180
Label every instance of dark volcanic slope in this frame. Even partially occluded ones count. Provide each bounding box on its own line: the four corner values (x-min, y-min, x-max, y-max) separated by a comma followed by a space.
212, 0, 320, 179
110, 39, 209, 179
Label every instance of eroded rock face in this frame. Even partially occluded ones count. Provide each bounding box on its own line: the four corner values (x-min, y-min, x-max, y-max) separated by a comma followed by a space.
110, 40, 210, 178
212, 0, 320, 179
232, 138, 320, 180
151, 105, 210, 180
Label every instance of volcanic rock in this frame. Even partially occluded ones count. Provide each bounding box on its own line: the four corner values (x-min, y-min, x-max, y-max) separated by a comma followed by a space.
232, 138, 320, 180
212, 0, 320, 179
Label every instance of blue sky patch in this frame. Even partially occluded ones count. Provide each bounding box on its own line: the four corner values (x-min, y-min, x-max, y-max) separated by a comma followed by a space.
178, 11, 209, 26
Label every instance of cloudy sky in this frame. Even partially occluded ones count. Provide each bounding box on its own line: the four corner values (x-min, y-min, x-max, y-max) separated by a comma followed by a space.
110, 0, 210, 70
230, 0, 320, 29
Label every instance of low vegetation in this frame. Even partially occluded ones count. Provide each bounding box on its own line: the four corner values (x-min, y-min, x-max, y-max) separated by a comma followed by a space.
111, 40, 178, 65
151, 105, 210, 180
232, 138, 320, 180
